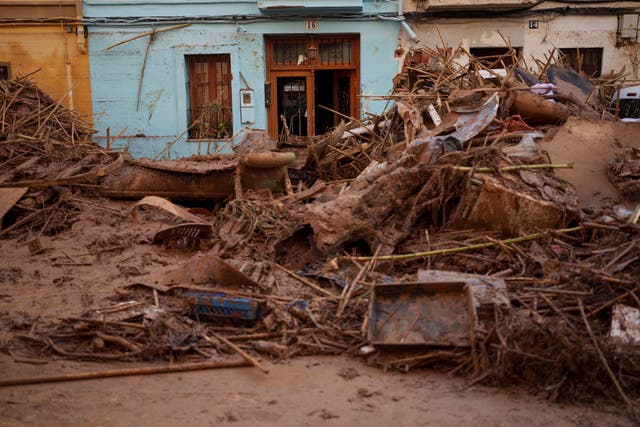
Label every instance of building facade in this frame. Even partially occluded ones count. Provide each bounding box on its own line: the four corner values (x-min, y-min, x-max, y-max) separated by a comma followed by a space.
0, 0, 93, 117
84, 0, 405, 158
402, 0, 640, 79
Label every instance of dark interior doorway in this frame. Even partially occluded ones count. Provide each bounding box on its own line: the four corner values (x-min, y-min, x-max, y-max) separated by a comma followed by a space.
314, 70, 352, 134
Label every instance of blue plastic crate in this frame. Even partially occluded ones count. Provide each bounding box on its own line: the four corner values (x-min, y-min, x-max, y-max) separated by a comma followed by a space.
183, 292, 260, 320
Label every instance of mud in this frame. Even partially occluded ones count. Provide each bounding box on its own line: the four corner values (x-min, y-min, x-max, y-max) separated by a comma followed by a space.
538, 118, 640, 210
0, 356, 632, 427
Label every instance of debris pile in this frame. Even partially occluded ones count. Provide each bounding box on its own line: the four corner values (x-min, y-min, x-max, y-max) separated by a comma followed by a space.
1, 46, 639, 419
0, 76, 110, 237
0, 76, 93, 145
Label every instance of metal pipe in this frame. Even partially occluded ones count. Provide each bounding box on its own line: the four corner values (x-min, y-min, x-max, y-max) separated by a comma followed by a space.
379, 0, 419, 44
401, 20, 419, 44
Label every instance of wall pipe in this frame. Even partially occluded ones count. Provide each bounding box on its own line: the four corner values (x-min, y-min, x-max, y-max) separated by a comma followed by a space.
379, 0, 420, 43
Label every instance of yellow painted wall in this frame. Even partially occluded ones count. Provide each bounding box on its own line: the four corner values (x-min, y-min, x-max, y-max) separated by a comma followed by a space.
0, 25, 92, 119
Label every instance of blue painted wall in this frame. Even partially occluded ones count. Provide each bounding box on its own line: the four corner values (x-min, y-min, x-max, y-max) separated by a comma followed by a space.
85, 1, 401, 158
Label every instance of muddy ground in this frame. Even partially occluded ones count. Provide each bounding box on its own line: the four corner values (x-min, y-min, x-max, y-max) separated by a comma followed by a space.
0, 199, 633, 426
0, 355, 632, 427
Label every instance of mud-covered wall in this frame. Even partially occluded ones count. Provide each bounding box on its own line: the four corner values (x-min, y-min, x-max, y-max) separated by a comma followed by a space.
85, 0, 400, 159
405, 14, 639, 78
0, 26, 92, 117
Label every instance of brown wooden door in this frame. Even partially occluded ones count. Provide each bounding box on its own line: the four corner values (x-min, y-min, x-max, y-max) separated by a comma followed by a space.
265, 35, 359, 140
269, 70, 315, 138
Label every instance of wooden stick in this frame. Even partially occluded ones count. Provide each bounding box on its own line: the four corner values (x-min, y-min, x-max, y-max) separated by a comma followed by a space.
226, 329, 311, 341
390, 350, 465, 365
453, 163, 573, 173
630, 204, 640, 225
62, 196, 126, 216
62, 316, 146, 330
136, 29, 156, 111
103, 23, 191, 51
538, 294, 579, 334
202, 331, 269, 375
522, 287, 592, 296
344, 226, 583, 262
578, 299, 638, 417
272, 263, 336, 297
0, 201, 60, 237
337, 245, 381, 319
9, 352, 48, 365
588, 285, 640, 318
0, 358, 251, 387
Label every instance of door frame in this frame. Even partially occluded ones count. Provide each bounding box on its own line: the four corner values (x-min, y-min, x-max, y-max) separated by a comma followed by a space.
265, 34, 360, 140
270, 70, 315, 138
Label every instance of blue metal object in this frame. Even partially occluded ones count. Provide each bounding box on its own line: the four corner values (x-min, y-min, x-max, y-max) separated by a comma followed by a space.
184, 292, 260, 320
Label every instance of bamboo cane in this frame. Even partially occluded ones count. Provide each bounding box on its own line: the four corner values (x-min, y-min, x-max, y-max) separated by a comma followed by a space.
343, 226, 583, 262
453, 163, 573, 173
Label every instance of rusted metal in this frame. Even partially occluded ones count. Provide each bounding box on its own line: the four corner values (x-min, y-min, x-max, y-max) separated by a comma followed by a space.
153, 223, 213, 249
100, 154, 295, 200
416, 270, 511, 315
368, 281, 476, 347
100, 158, 236, 200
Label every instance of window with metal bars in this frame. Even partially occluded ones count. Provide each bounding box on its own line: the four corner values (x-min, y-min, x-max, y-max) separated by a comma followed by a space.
270, 36, 355, 67
272, 38, 308, 66
186, 54, 233, 139
318, 39, 352, 65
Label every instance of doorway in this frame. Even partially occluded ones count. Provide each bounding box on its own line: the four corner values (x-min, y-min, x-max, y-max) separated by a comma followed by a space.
265, 35, 359, 140
269, 71, 314, 137
314, 70, 351, 134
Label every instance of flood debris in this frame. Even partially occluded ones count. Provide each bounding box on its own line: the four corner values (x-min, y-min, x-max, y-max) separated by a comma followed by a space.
610, 304, 640, 346
152, 223, 214, 249
133, 253, 259, 291
368, 281, 475, 347
451, 171, 578, 235
1, 48, 640, 420
184, 292, 261, 321
132, 196, 208, 224
0, 188, 27, 225
608, 148, 640, 198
